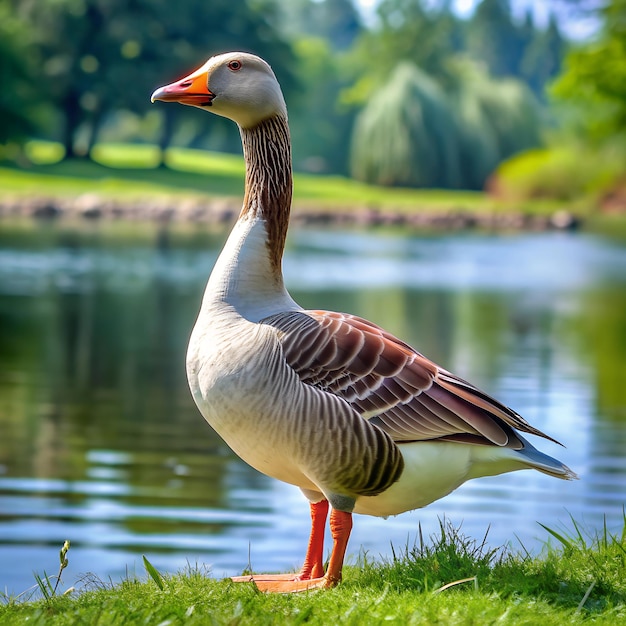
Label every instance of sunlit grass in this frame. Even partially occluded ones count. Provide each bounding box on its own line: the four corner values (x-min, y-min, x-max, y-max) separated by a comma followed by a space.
1, 518, 624, 624
91, 143, 162, 169
165, 146, 246, 177
24, 141, 65, 165
0, 162, 199, 200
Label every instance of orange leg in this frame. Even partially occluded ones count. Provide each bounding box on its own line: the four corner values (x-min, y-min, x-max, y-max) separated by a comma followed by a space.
230, 502, 353, 593
297, 499, 329, 579
325, 508, 353, 586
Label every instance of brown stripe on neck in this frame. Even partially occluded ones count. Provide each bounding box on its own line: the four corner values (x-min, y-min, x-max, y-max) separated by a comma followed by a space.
240, 115, 293, 274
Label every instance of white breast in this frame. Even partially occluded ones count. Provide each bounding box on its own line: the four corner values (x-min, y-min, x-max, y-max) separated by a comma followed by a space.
186, 310, 318, 491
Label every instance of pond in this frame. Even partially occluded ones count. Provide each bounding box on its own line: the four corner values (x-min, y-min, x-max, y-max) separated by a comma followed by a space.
0, 221, 625, 596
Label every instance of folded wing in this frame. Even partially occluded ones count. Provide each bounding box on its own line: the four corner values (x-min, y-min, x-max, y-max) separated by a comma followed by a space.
261, 309, 561, 449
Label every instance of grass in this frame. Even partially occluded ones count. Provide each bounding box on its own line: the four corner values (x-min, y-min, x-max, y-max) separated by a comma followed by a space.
0, 140, 571, 214
1, 518, 624, 625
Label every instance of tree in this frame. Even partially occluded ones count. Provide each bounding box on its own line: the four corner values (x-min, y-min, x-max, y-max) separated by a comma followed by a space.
317, 0, 362, 50
271, 0, 363, 174
349, 0, 462, 85
288, 37, 356, 174
0, 1, 43, 145
350, 63, 462, 188
521, 14, 566, 98
13, 0, 295, 160
350, 59, 541, 190
278, 0, 362, 51
467, 0, 527, 78
551, 0, 626, 142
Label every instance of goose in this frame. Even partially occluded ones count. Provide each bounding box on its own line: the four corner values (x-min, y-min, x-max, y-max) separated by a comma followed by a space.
151, 52, 576, 593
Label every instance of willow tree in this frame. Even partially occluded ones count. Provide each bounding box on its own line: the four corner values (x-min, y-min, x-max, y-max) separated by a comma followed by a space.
350, 57, 541, 190
450, 60, 541, 189
450, 89, 500, 191
350, 62, 462, 188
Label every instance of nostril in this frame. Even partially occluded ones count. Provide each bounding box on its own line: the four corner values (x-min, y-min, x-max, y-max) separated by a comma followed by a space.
180, 80, 193, 88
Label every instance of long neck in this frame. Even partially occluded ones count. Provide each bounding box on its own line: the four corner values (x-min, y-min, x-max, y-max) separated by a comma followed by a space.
240, 114, 293, 275
202, 114, 297, 321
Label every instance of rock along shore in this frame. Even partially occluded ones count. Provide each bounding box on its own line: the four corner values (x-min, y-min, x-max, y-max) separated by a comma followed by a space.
0, 194, 581, 231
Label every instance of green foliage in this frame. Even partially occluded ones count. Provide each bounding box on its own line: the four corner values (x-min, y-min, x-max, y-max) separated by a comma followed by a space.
551, 0, 626, 143
521, 15, 566, 98
351, 60, 541, 189
277, 0, 362, 51
529, 0, 626, 209
250, 2, 363, 174
451, 59, 541, 189
344, 0, 554, 189
493, 143, 624, 204
288, 37, 356, 175
343, 0, 463, 108
357, 0, 462, 79
12, 0, 295, 157
347, 0, 565, 104
0, 2, 43, 143
449, 74, 501, 191
2, 0, 568, 184
351, 63, 462, 188
468, 0, 526, 78
466, 0, 565, 98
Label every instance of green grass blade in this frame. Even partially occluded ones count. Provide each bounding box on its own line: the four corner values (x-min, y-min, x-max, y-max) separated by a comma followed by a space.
33, 571, 52, 602
538, 523, 574, 550
142, 556, 165, 591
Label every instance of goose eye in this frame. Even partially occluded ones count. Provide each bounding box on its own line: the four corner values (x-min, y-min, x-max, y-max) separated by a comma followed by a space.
228, 60, 242, 71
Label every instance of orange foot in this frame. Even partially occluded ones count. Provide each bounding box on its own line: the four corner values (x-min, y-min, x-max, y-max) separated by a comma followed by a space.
230, 573, 334, 593
229, 504, 352, 594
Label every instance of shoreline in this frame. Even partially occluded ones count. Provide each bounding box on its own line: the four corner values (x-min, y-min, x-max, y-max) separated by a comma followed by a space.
0, 194, 581, 232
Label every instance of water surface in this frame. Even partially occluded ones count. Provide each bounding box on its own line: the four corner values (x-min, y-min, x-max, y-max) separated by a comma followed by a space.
0, 222, 625, 595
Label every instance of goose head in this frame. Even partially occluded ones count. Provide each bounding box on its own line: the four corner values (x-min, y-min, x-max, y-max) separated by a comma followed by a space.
151, 52, 287, 129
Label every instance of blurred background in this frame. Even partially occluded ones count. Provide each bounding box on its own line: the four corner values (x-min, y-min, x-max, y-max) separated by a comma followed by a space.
1, 0, 625, 599
0, 0, 624, 196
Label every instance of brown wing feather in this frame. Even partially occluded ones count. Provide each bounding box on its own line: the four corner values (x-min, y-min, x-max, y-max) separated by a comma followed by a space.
262, 309, 561, 448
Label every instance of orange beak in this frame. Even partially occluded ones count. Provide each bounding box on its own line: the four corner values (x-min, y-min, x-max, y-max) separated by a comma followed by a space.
151, 64, 214, 107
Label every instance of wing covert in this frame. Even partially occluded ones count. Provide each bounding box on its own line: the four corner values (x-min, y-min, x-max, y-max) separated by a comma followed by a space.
261, 309, 560, 448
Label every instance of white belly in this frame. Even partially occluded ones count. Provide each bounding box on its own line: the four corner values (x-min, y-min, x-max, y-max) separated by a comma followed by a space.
354, 442, 472, 517
354, 440, 533, 518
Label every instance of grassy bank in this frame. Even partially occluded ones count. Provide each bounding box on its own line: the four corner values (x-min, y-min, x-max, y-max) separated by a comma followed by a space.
1, 521, 624, 625
5, 140, 626, 236
0, 141, 567, 214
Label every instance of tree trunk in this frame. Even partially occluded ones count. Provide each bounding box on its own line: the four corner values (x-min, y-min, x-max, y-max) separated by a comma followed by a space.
157, 108, 176, 168
62, 91, 82, 160
85, 107, 104, 158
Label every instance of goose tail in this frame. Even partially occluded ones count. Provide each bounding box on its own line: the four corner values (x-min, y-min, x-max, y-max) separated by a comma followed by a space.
517, 435, 578, 480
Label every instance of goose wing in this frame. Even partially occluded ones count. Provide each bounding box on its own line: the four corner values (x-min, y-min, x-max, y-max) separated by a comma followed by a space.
261, 309, 560, 449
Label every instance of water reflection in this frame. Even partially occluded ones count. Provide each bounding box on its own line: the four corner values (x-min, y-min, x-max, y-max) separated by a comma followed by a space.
0, 222, 625, 595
